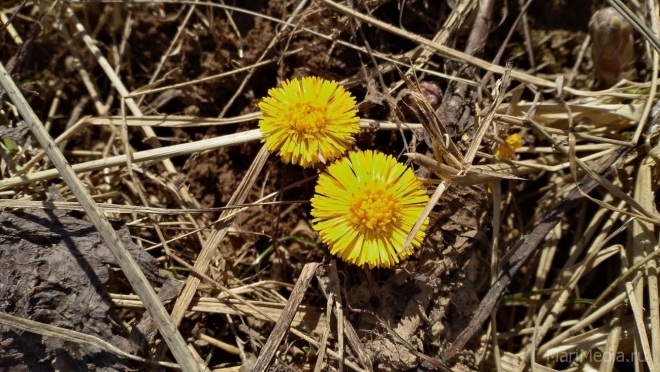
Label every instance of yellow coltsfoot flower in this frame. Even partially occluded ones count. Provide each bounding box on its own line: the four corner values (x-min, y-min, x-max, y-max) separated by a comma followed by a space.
258, 77, 360, 167
495, 133, 523, 160
311, 150, 430, 268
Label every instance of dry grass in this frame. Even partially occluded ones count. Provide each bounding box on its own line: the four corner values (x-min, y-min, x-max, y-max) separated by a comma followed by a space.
0, 0, 659, 371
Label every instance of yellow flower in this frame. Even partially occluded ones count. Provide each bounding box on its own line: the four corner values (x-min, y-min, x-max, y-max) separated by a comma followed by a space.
495, 133, 523, 159
258, 77, 360, 167
310, 150, 430, 268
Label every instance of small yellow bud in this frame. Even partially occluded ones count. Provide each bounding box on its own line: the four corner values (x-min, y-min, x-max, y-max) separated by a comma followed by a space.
589, 7, 635, 87
495, 133, 523, 160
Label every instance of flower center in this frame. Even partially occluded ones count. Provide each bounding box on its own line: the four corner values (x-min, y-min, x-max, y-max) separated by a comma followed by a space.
288, 101, 327, 133
348, 184, 400, 233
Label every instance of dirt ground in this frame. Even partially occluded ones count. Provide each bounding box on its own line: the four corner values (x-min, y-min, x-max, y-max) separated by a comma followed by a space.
1, 0, 653, 371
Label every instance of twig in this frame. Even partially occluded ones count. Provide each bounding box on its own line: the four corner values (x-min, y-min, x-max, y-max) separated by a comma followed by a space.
482, 0, 533, 85
317, 262, 373, 372
253, 263, 320, 372
137, 2, 197, 107
0, 129, 262, 190
0, 0, 27, 34
625, 280, 657, 371
157, 147, 271, 361
0, 312, 180, 370
0, 19, 41, 102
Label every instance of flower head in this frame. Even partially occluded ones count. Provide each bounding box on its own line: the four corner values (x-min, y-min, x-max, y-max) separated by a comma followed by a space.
258, 77, 360, 167
311, 150, 429, 268
495, 133, 523, 160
